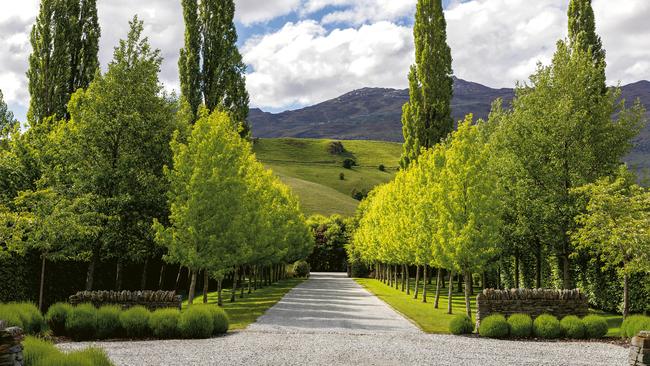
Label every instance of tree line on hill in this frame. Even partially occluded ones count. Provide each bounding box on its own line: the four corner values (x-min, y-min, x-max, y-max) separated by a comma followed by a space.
0, 0, 313, 310
349, 0, 649, 318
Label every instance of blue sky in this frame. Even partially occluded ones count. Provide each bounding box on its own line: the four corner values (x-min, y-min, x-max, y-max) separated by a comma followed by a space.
1, 0, 649, 122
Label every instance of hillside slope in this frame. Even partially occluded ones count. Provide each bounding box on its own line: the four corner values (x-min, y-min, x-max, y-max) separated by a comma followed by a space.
249, 78, 650, 172
253, 138, 401, 216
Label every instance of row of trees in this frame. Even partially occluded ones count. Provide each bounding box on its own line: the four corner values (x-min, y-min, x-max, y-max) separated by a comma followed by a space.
349, 0, 648, 318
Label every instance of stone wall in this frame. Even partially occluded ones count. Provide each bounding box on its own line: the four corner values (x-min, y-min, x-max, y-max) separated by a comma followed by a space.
69, 290, 182, 311
631, 331, 650, 366
476, 288, 589, 325
0, 321, 24, 366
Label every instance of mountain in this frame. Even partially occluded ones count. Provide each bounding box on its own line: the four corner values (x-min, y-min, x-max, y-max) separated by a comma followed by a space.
249, 77, 650, 172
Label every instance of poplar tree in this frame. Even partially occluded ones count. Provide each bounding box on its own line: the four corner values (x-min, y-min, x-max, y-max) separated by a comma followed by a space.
179, 0, 250, 137
27, 0, 100, 124
568, 0, 605, 67
400, 0, 453, 168
0, 90, 17, 138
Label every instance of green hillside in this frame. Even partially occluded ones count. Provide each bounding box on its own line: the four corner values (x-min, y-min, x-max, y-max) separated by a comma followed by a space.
253, 138, 402, 216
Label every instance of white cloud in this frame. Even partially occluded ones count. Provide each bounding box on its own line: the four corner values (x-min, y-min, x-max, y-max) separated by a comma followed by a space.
303, 0, 417, 25
236, 0, 301, 25
243, 20, 413, 108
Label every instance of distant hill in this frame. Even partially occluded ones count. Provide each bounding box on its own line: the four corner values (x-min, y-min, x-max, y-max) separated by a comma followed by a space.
249, 78, 650, 172
253, 138, 401, 217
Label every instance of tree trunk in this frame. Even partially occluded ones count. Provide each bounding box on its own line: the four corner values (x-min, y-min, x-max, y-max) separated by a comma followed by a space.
401, 264, 405, 292
447, 270, 454, 314
481, 272, 487, 290
158, 263, 165, 290
405, 265, 410, 295
562, 254, 571, 289
469, 273, 474, 296
174, 265, 182, 292
85, 249, 99, 291
535, 239, 542, 288
188, 269, 197, 305
140, 258, 149, 289
217, 279, 223, 306
414, 266, 420, 299
464, 271, 472, 318
394, 265, 398, 289
115, 260, 123, 290
248, 267, 253, 294
441, 269, 446, 289
514, 255, 520, 288
422, 265, 427, 303
38, 255, 46, 312
434, 267, 442, 309
623, 274, 629, 318
203, 270, 209, 304
240, 267, 245, 298
230, 267, 239, 303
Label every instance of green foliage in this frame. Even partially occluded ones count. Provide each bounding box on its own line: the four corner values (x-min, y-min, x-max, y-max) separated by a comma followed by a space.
449, 315, 474, 335
533, 314, 561, 339
293, 260, 311, 278
96, 305, 122, 339
478, 314, 509, 338
560, 315, 586, 339
567, 0, 605, 70
400, 0, 453, 168
507, 314, 533, 338
0, 303, 25, 329
23, 336, 58, 365
621, 315, 650, 338
306, 215, 350, 272
582, 315, 608, 338
119, 306, 150, 339
378, 164, 385, 172
339, 172, 345, 180
203, 305, 229, 335
342, 158, 356, 169
24, 336, 114, 366
149, 308, 180, 339
0, 89, 17, 138
0, 303, 45, 334
178, 306, 213, 339
45, 302, 73, 336
67, 348, 114, 366
66, 304, 97, 341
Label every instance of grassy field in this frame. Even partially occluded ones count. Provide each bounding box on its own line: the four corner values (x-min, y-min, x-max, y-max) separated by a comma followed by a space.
183, 278, 304, 330
356, 278, 624, 337
253, 138, 402, 216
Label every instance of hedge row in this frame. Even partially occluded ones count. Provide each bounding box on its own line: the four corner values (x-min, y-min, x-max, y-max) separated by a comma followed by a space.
23, 336, 113, 366
450, 313, 610, 339
44, 303, 228, 341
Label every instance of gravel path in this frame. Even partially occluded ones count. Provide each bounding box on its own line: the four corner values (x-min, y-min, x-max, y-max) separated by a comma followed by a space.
59, 272, 628, 366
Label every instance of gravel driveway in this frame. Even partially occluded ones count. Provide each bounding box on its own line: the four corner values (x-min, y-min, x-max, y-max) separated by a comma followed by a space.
59, 272, 628, 366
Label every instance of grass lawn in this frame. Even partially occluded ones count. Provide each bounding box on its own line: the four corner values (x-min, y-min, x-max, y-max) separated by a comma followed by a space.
182, 278, 304, 330
356, 278, 624, 337
253, 138, 402, 216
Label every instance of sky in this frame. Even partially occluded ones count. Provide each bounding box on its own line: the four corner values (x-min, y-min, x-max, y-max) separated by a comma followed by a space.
1, 0, 649, 122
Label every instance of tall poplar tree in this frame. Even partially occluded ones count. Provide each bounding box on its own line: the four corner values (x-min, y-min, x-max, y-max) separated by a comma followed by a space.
179, 0, 250, 137
568, 0, 605, 67
400, 0, 453, 168
27, 0, 100, 124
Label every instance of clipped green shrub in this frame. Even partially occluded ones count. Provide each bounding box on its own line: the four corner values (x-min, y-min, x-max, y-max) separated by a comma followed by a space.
342, 158, 356, 169
378, 164, 385, 172
119, 306, 150, 339
293, 260, 310, 278
621, 315, 650, 338
533, 314, 561, 339
96, 305, 122, 339
23, 336, 58, 365
560, 315, 586, 339
583, 315, 608, 339
179, 306, 213, 339
449, 314, 474, 335
479, 314, 509, 338
149, 308, 180, 339
70, 347, 114, 366
507, 314, 533, 338
66, 303, 97, 341
0, 303, 25, 329
204, 305, 229, 335
16, 303, 45, 334
46, 302, 73, 335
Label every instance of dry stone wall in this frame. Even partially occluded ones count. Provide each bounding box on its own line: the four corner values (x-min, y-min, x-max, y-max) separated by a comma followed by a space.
631, 331, 650, 366
0, 321, 24, 366
476, 288, 589, 325
69, 290, 182, 310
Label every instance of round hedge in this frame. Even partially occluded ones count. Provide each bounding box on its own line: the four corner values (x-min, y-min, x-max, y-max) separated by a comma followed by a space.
533, 314, 561, 339
205, 305, 229, 335
449, 314, 474, 335
96, 305, 122, 339
560, 316, 585, 339
621, 315, 650, 338
179, 306, 214, 339
65, 304, 97, 341
149, 308, 180, 339
507, 314, 533, 338
479, 314, 509, 338
293, 260, 310, 278
119, 306, 151, 339
45, 302, 73, 336
583, 315, 608, 339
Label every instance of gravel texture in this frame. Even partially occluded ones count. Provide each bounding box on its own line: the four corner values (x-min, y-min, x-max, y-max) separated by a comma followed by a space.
59, 272, 628, 366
